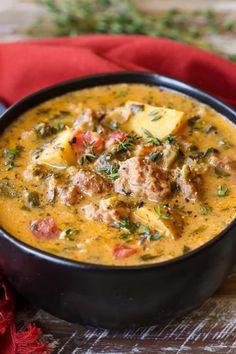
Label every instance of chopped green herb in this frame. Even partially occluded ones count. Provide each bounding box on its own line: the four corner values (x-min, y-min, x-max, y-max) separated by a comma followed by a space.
165, 135, 176, 144
0, 178, 18, 198
149, 151, 160, 162
99, 164, 119, 180
115, 218, 138, 234
27, 191, 40, 208
34, 122, 57, 138
188, 115, 200, 130
151, 114, 162, 122
154, 205, 172, 220
116, 90, 128, 98
148, 109, 160, 117
4, 146, 23, 170
144, 130, 161, 146
140, 254, 157, 261
109, 121, 120, 131
60, 228, 80, 241
121, 188, 132, 196
119, 233, 130, 240
117, 135, 141, 153
217, 185, 229, 197
202, 147, 218, 157
199, 203, 212, 215
81, 152, 96, 164
55, 123, 66, 132
138, 226, 152, 241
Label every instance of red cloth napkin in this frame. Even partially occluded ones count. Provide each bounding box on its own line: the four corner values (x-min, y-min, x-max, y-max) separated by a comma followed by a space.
0, 35, 236, 353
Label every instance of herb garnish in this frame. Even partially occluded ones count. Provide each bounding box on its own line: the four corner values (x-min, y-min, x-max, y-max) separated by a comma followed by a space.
149, 151, 161, 162
119, 233, 130, 240
116, 90, 128, 98
144, 130, 161, 146
154, 205, 172, 220
140, 254, 157, 261
115, 218, 138, 234
117, 135, 141, 153
138, 226, 162, 241
188, 115, 200, 131
0, 178, 18, 198
60, 228, 80, 241
199, 203, 212, 215
55, 123, 66, 132
99, 164, 119, 180
165, 135, 176, 144
151, 114, 162, 122
27, 191, 40, 208
148, 109, 160, 117
4, 146, 22, 170
217, 185, 229, 197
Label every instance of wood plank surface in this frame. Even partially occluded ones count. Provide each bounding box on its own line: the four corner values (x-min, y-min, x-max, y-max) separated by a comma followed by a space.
15, 265, 236, 353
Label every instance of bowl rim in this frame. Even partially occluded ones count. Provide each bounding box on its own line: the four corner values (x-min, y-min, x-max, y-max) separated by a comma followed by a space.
1, 70, 236, 271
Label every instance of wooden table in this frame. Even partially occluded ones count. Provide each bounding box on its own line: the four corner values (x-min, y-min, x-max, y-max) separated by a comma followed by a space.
16, 265, 236, 353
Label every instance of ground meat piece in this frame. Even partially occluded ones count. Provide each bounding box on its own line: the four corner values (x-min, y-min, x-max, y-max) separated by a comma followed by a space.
47, 177, 57, 203
82, 198, 128, 225
71, 170, 111, 197
58, 185, 82, 206
209, 155, 236, 171
175, 165, 200, 202
114, 157, 171, 202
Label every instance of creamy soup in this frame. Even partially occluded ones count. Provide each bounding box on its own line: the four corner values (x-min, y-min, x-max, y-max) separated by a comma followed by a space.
0, 84, 235, 266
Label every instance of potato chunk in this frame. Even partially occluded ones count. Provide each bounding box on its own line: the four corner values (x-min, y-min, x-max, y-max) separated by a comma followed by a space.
133, 205, 183, 240
37, 128, 76, 169
124, 101, 185, 139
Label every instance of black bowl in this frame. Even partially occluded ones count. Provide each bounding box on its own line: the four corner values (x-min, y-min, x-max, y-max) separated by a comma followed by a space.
0, 72, 236, 329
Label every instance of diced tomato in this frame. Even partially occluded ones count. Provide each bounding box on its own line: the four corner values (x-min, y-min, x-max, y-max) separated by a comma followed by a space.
71, 129, 104, 156
113, 245, 137, 259
107, 131, 127, 145
30, 217, 59, 239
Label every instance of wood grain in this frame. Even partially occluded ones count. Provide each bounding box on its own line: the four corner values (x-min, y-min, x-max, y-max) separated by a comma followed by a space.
16, 265, 236, 353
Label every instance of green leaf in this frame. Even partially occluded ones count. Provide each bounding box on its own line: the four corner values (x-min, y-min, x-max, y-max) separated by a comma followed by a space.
140, 254, 157, 261
154, 205, 172, 220
217, 185, 229, 197
149, 151, 160, 162
117, 135, 141, 153
115, 218, 138, 234
199, 203, 212, 215
60, 228, 80, 241
151, 114, 162, 122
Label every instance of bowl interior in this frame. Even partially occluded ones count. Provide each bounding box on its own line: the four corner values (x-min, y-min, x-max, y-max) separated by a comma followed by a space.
0, 71, 236, 270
